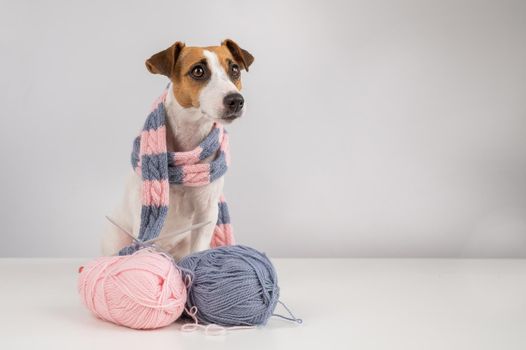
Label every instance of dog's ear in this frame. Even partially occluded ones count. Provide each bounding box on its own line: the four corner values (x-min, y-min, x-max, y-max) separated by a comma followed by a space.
145, 42, 185, 77
222, 39, 254, 72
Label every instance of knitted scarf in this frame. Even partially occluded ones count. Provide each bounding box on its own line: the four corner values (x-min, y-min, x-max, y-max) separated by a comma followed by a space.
119, 89, 234, 255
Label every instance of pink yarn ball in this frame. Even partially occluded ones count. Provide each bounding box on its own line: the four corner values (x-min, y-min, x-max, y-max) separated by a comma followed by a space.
78, 249, 186, 330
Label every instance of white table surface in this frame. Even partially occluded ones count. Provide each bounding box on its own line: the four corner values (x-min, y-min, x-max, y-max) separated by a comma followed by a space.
1, 258, 525, 350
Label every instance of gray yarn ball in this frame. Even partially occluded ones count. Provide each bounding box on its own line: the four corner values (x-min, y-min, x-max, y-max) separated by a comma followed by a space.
178, 245, 280, 326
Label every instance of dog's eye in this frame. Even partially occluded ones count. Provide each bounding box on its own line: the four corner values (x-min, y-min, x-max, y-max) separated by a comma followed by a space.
190, 64, 207, 80
230, 64, 240, 79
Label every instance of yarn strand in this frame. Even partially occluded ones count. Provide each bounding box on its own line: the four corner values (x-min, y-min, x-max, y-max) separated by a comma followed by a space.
180, 306, 255, 335
272, 300, 303, 324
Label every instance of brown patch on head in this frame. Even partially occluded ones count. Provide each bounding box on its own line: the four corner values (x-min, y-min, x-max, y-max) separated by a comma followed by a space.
146, 44, 209, 108
170, 47, 208, 108
145, 40, 254, 109
145, 42, 185, 77
221, 39, 255, 72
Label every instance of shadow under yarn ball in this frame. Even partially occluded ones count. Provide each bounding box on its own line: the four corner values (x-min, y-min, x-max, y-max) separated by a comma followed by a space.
178, 245, 280, 327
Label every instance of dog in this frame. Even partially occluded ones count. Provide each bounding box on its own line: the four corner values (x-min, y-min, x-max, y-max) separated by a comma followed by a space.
101, 39, 254, 260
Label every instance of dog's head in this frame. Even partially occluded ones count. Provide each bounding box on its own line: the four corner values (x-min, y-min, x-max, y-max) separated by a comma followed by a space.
145, 39, 254, 123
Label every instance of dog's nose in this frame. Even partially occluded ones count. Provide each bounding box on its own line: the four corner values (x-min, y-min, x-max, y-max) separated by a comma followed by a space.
223, 93, 244, 113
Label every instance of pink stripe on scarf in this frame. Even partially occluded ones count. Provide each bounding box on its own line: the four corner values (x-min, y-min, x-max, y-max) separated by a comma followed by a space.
211, 223, 234, 247
173, 146, 203, 166
217, 124, 224, 141
140, 126, 167, 155
141, 179, 169, 206
182, 163, 211, 186
221, 133, 231, 166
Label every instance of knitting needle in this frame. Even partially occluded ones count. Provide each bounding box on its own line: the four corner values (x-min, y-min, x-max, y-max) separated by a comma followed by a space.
105, 215, 212, 245
105, 215, 138, 242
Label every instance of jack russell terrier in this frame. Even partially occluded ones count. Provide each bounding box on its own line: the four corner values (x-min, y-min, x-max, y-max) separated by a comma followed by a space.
101, 39, 254, 260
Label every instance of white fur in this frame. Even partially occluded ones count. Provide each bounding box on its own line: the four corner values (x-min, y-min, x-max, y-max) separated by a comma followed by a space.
200, 50, 245, 120
101, 50, 242, 260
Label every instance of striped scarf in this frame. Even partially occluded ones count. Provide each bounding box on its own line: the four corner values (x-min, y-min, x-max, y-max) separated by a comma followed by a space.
119, 89, 234, 255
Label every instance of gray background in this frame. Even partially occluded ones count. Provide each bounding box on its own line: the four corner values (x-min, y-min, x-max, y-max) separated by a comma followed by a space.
1, 0, 525, 258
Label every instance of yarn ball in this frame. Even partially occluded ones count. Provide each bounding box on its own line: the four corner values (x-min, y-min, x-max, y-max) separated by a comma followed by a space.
78, 249, 187, 329
178, 245, 280, 327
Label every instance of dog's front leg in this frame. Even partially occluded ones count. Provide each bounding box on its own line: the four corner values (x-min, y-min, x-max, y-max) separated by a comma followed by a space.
189, 224, 214, 253
189, 206, 218, 253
